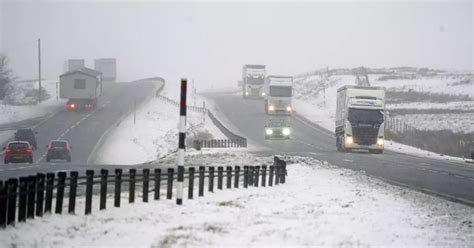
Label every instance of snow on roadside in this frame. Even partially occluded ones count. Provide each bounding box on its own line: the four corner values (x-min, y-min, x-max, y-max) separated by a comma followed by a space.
94, 86, 227, 165
1, 152, 471, 247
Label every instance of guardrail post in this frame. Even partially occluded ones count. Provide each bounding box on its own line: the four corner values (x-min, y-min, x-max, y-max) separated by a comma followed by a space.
234, 166, 240, 188
114, 169, 122, 207
55, 172, 66, 215
226, 166, 232, 189
254, 166, 260, 187
243, 166, 249, 188
154, 169, 161, 200
36, 173, 45, 217
261, 165, 267, 187
100, 169, 108, 210
143, 169, 149, 203
45, 173, 54, 213
188, 167, 195, 199
198, 166, 205, 197
68, 171, 78, 214
209, 167, 215, 192
0, 181, 7, 228
269, 166, 274, 187
85, 170, 94, 215
217, 167, 223, 190
18, 177, 27, 222
7, 178, 17, 226
167, 168, 174, 200
129, 169, 136, 203
27, 175, 37, 218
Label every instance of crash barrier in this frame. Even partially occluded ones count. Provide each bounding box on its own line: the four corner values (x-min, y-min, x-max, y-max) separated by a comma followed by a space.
206, 111, 247, 147
193, 139, 247, 149
156, 95, 206, 113
0, 161, 287, 228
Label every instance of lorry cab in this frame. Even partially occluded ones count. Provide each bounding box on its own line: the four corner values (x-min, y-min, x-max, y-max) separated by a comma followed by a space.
335, 86, 385, 154
265, 76, 293, 115
242, 64, 266, 99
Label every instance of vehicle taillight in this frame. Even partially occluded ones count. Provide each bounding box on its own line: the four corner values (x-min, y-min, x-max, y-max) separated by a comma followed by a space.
84, 102, 93, 109
4, 148, 12, 155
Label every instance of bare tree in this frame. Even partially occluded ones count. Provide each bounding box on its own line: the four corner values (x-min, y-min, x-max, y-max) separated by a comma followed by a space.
0, 54, 14, 100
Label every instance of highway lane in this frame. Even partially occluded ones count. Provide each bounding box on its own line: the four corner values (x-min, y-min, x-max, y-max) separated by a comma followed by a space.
206, 92, 474, 205
0, 80, 159, 180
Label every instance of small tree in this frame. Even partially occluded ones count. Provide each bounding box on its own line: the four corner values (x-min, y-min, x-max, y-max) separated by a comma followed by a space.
0, 54, 14, 100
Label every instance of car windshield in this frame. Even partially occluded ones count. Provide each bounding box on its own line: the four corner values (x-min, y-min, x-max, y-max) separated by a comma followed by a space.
8, 143, 28, 149
247, 77, 264, 85
269, 86, 292, 97
51, 142, 67, 148
348, 108, 384, 124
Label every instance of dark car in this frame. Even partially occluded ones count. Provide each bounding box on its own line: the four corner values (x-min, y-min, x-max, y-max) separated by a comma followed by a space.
46, 140, 71, 162
14, 128, 38, 150
3, 141, 33, 164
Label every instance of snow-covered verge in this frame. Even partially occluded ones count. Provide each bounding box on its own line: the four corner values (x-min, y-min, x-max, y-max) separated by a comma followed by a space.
1, 152, 472, 247
93, 84, 228, 165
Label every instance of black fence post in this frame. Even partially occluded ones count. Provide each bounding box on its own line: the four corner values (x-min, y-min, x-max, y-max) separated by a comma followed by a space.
114, 169, 122, 207
269, 166, 274, 187
234, 166, 240, 188
226, 166, 232, 189
143, 169, 149, 203
217, 167, 223, 190
85, 170, 94, 215
45, 173, 54, 214
7, 179, 17, 226
100, 169, 108, 210
243, 166, 249, 188
248, 167, 254, 186
209, 167, 215, 192
188, 167, 195, 199
26, 175, 36, 219
154, 169, 161, 200
18, 177, 27, 222
36, 173, 45, 217
254, 166, 260, 187
68, 171, 78, 214
129, 169, 136, 203
198, 166, 205, 197
275, 167, 280, 185
55, 172, 66, 215
261, 165, 267, 187
0, 181, 7, 228
166, 168, 174, 200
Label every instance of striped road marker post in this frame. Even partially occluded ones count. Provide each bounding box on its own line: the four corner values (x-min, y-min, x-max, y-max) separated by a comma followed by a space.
177, 78, 187, 205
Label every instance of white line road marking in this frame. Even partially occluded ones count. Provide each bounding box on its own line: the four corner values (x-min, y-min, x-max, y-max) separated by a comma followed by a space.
0, 164, 40, 172
343, 159, 354, 162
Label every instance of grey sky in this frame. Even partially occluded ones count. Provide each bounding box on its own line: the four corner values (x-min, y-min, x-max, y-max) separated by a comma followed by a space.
1, 1, 472, 89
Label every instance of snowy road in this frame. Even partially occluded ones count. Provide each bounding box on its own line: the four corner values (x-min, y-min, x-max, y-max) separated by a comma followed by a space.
0, 80, 160, 180
206, 92, 474, 205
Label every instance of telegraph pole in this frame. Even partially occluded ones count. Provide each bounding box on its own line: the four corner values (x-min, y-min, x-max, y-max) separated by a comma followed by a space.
38, 38, 42, 103
176, 78, 187, 205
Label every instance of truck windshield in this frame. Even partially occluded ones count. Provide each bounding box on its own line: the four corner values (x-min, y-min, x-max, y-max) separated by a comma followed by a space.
348, 108, 384, 124
247, 77, 264, 85
269, 86, 292, 97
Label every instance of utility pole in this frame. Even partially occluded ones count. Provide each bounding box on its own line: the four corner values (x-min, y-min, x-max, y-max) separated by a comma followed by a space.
38, 38, 42, 103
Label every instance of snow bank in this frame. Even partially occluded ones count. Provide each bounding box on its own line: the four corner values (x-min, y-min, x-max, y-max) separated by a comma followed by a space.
1, 152, 471, 247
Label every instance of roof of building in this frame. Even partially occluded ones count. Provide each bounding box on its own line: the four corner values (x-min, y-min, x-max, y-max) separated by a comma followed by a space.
60, 67, 102, 78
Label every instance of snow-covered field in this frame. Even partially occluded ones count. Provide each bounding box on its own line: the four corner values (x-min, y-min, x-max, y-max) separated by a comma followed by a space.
1, 152, 472, 247
93, 83, 227, 165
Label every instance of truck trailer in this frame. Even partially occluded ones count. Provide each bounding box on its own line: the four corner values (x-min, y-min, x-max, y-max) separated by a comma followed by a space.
94, 58, 117, 82
242, 64, 266, 98
264, 76, 293, 115
335, 85, 385, 153
59, 67, 102, 111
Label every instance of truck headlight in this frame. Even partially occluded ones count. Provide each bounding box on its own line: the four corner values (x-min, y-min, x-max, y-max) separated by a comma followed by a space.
245, 92, 249, 96
286, 106, 292, 112
282, 128, 291, 136
261, 92, 265, 96
266, 129, 273, 135
268, 105, 275, 111
345, 136, 353, 144
377, 138, 384, 145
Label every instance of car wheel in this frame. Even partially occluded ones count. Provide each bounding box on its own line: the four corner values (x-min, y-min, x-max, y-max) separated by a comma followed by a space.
67, 156, 71, 162
28, 158, 33, 164
46, 156, 51, 162
4, 158, 9, 164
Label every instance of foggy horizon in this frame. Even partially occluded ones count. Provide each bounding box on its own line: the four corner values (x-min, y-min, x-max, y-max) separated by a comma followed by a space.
1, 1, 472, 89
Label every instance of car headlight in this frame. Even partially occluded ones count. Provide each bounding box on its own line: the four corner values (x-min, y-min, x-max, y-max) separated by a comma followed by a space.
262, 92, 265, 96
286, 106, 292, 112
268, 105, 275, 111
345, 136, 353, 144
245, 92, 249, 95
377, 138, 384, 146
266, 129, 273, 135
282, 128, 291, 136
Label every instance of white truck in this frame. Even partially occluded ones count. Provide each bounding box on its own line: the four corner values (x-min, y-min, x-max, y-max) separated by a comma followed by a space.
94, 58, 117, 82
242, 64, 266, 98
63, 59, 85, 73
335, 85, 386, 153
264, 76, 293, 115
59, 67, 102, 111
